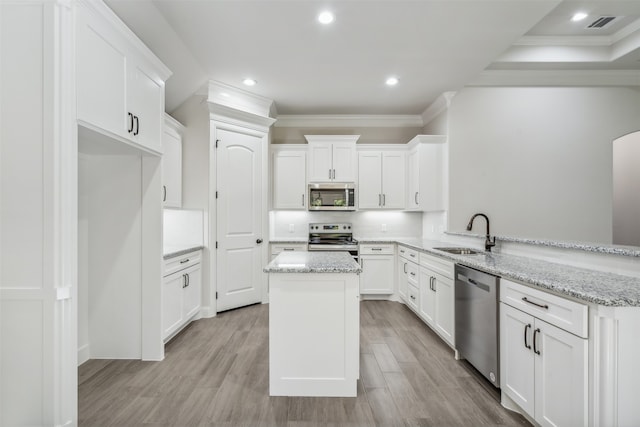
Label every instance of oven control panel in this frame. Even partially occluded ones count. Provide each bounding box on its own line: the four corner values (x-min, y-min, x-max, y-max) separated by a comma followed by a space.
309, 223, 352, 232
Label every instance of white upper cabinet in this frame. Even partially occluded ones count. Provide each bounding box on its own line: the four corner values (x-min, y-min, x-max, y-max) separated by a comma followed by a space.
76, 0, 171, 154
162, 114, 184, 208
358, 149, 405, 209
305, 135, 359, 182
272, 146, 307, 209
406, 135, 446, 212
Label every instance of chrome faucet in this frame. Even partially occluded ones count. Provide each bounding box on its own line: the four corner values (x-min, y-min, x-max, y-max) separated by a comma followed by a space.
466, 213, 496, 252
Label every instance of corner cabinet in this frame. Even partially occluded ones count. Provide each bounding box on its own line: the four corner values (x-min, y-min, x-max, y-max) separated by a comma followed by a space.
357, 149, 405, 209
305, 135, 359, 182
500, 279, 588, 427
162, 114, 184, 208
163, 250, 202, 341
76, 0, 171, 154
272, 146, 307, 209
359, 244, 395, 294
406, 135, 446, 211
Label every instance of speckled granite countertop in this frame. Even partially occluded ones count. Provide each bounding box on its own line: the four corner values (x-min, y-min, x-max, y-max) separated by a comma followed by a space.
264, 251, 362, 274
387, 238, 640, 307
163, 245, 204, 260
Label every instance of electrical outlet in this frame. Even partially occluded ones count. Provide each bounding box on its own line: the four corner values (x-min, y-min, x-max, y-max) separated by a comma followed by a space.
288, 224, 295, 233
381, 223, 387, 232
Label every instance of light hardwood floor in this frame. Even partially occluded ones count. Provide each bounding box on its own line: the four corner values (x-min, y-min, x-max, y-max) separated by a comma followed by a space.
79, 301, 530, 426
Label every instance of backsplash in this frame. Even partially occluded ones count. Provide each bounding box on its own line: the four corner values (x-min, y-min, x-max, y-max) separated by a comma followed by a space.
270, 210, 422, 239
164, 208, 204, 248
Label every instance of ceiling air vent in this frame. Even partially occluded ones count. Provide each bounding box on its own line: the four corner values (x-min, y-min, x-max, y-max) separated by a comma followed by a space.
585, 16, 619, 29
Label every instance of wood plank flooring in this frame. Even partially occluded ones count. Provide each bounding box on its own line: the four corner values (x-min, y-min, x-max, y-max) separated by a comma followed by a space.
79, 301, 530, 427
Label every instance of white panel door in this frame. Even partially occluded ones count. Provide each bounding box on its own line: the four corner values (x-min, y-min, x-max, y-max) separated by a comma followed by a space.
162, 129, 182, 208
76, 3, 127, 137
357, 152, 382, 209
418, 269, 435, 326
500, 303, 536, 418
434, 273, 455, 345
381, 152, 405, 209
128, 63, 164, 153
307, 142, 333, 182
359, 255, 394, 294
534, 319, 587, 427
273, 150, 306, 209
216, 128, 263, 312
332, 142, 357, 182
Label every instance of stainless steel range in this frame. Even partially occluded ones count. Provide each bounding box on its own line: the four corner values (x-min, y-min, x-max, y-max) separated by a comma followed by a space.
308, 223, 359, 262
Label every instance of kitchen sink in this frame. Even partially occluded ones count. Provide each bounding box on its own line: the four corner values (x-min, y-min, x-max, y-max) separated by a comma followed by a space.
433, 247, 482, 255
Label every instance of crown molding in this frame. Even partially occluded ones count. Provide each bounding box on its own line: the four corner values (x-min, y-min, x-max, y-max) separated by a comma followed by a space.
406, 134, 447, 149
468, 70, 640, 87
207, 80, 274, 120
274, 114, 423, 128
208, 103, 276, 132
514, 35, 612, 47
421, 92, 456, 126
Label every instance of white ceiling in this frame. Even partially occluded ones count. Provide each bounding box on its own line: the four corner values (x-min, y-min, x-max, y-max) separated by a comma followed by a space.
105, 0, 640, 115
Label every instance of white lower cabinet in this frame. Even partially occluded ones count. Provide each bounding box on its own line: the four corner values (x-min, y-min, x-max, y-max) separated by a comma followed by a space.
163, 250, 202, 341
359, 244, 395, 294
500, 280, 588, 427
270, 243, 307, 261
418, 253, 455, 346
397, 257, 408, 302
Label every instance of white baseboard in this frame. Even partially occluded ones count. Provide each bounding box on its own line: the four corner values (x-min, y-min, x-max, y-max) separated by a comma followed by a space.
77, 344, 90, 366
199, 305, 216, 318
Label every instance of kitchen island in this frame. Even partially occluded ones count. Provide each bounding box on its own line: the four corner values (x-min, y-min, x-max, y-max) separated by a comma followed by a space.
264, 251, 362, 397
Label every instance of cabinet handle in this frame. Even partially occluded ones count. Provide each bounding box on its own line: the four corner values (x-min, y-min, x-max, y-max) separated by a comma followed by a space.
522, 297, 549, 310
283, 248, 295, 251
409, 253, 416, 258
180, 258, 190, 264
524, 324, 532, 349
533, 328, 541, 355
431, 276, 437, 291
382, 194, 386, 206
256, 239, 263, 244
329, 169, 332, 179
410, 295, 416, 300
403, 262, 407, 274
186, 273, 190, 287
415, 192, 419, 205
133, 115, 139, 136
372, 248, 382, 251
410, 272, 416, 277
128, 112, 134, 133
302, 194, 305, 207
163, 185, 167, 202
182, 274, 187, 288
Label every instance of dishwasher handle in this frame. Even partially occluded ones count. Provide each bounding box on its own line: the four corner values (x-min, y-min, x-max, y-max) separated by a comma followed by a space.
457, 273, 490, 292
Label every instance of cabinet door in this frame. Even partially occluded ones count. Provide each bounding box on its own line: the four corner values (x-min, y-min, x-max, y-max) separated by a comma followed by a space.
127, 63, 164, 153
434, 272, 454, 346
76, 6, 127, 137
163, 272, 185, 339
406, 149, 419, 209
358, 152, 382, 209
419, 143, 445, 211
500, 303, 535, 417
534, 319, 587, 427
332, 142, 357, 181
381, 151, 405, 209
273, 150, 306, 209
418, 268, 436, 326
307, 142, 333, 182
397, 258, 408, 302
359, 255, 394, 294
162, 129, 182, 208
183, 266, 202, 321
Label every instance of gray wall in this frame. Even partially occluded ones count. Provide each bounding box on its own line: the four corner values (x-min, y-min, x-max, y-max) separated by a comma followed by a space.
272, 126, 421, 144
613, 131, 640, 246
447, 86, 640, 244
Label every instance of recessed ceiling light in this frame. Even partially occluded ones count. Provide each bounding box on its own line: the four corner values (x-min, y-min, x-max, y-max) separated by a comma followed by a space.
571, 12, 588, 22
243, 78, 257, 86
385, 77, 399, 86
318, 11, 334, 25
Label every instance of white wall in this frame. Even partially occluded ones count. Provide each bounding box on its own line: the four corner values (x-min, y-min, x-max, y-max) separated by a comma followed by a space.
270, 210, 422, 240
612, 131, 640, 246
448, 86, 640, 244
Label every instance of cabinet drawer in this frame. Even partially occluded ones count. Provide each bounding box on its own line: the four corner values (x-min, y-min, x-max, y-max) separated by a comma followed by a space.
271, 243, 307, 255
500, 278, 588, 338
407, 283, 419, 311
164, 250, 202, 277
360, 244, 394, 255
406, 261, 419, 286
398, 245, 419, 262
419, 252, 454, 279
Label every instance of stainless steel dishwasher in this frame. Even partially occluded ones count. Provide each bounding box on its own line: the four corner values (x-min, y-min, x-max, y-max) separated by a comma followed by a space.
454, 264, 500, 388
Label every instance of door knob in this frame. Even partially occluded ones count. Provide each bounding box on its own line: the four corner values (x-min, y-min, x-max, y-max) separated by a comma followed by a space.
256, 239, 263, 244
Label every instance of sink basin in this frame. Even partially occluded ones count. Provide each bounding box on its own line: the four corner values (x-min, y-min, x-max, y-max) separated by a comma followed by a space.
433, 247, 482, 255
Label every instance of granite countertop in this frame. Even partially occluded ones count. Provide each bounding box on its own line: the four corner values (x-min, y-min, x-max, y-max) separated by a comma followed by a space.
163, 245, 204, 260
264, 251, 362, 274
387, 238, 640, 307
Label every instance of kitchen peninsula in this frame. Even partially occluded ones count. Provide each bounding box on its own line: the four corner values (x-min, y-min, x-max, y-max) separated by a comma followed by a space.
264, 251, 362, 397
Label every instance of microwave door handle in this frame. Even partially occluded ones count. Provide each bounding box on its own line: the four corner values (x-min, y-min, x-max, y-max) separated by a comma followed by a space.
346, 188, 350, 207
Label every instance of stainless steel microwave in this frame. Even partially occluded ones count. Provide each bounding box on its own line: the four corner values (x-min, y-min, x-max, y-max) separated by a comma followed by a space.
308, 183, 356, 211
